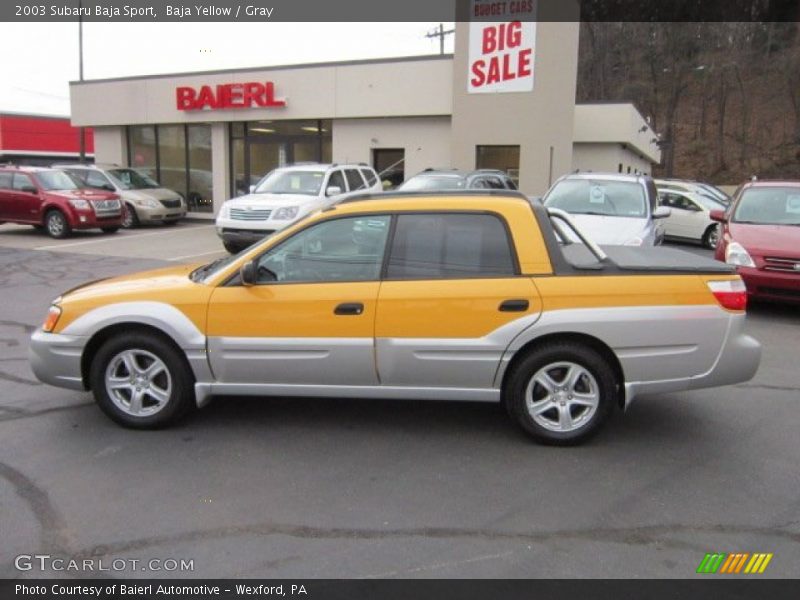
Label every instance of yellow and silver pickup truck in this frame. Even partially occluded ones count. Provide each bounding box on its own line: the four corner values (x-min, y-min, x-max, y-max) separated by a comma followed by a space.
29, 192, 761, 445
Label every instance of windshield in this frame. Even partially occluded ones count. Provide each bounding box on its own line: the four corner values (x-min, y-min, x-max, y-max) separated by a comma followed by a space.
107, 168, 160, 190
733, 187, 800, 226
33, 170, 81, 191
254, 170, 325, 195
545, 179, 647, 218
399, 175, 467, 191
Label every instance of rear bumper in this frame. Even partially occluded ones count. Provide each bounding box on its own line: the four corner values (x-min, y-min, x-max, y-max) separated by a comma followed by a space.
624, 313, 760, 405
28, 329, 87, 391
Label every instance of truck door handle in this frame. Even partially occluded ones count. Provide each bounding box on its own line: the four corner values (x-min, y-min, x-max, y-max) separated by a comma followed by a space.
498, 299, 529, 312
334, 302, 364, 316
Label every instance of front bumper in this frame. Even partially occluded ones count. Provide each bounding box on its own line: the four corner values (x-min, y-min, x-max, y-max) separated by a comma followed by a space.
737, 266, 800, 304
28, 329, 87, 391
215, 215, 295, 246
133, 204, 187, 223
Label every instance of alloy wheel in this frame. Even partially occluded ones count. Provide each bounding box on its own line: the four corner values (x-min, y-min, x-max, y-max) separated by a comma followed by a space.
104, 349, 173, 417
524, 361, 600, 432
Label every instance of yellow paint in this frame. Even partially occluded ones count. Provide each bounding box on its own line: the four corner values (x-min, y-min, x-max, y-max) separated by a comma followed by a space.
48, 195, 743, 338
207, 282, 380, 338
375, 278, 541, 338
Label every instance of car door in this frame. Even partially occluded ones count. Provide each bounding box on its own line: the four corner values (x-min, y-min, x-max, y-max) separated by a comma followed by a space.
206, 214, 391, 387
375, 212, 542, 391
659, 191, 691, 238
0, 171, 14, 220
321, 169, 347, 206
11, 173, 41, 223
681, 195, 712, 241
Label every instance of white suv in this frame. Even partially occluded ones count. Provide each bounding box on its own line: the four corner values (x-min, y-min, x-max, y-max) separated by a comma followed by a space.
216, 163, 383, 253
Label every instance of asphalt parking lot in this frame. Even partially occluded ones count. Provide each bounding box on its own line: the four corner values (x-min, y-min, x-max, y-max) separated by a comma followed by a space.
0, 222, 798, 579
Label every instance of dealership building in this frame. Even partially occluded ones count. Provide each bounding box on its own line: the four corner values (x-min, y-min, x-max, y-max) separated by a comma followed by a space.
69, 20, 660, 215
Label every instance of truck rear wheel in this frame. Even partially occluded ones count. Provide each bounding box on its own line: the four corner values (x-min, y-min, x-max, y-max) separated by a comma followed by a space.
505, 342, 616, 445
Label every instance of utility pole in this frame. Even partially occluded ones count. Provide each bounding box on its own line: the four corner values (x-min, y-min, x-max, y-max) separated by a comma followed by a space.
426, 23, 454, 55
78, 0, 86, 163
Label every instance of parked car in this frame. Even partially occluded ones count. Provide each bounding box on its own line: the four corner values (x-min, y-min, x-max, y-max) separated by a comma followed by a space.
57, 164, 187, 229
655, 178, 731, 205
712, 180, 800, 304
30, 191, 760, 445
657, 188, 725, 248
216, 163, 383, 253
0, 165, 122, 238
398, 168, 518, 192
543, 173, 670, 246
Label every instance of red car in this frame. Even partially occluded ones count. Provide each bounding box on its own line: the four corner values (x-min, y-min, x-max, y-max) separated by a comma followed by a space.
711, 180, 800, 304
0, 166, 122, 238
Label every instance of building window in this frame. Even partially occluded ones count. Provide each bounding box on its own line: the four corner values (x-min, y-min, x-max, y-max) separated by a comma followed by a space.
127, 123, 213, 213
476, 145, 520, 188
372, 148, 405, 189
230, 120, 332, 197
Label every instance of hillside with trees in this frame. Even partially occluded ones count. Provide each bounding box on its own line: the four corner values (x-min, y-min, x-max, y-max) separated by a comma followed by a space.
576, 22, 800, 184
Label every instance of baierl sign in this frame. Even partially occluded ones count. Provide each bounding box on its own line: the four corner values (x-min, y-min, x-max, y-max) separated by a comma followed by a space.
468, 0, 537, 94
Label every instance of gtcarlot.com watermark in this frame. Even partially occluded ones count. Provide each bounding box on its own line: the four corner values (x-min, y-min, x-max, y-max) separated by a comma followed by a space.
15, 554, 194, 573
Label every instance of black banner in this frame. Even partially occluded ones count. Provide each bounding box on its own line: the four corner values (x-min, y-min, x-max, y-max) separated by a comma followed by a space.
3, 579, 800, 600
2, 0, 799, 22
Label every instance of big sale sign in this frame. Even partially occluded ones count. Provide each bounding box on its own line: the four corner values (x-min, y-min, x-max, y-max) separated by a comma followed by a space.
468, 1, 537, 94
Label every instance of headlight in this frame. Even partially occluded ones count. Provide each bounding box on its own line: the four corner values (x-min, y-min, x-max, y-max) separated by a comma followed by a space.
273, 206, 299, 220
42, 305, 62, 333
68, 199, 91, 210
624, 236, 644, 246
725, 241, 756, 268
134, 198, 159, 208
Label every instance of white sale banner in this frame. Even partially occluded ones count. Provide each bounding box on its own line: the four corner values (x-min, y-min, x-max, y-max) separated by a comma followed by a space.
467, 18, 536, 94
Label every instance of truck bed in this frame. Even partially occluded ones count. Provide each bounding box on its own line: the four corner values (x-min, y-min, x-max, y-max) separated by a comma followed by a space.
561, 243, 735, 274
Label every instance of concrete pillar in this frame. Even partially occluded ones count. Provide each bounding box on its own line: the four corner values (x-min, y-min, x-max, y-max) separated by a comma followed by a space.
92, 126, 128, 166
210, 123, 229, 215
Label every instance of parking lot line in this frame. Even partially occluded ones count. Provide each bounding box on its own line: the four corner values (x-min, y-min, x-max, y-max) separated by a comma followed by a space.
33, 225, 214, 251
168, 249, 226, 261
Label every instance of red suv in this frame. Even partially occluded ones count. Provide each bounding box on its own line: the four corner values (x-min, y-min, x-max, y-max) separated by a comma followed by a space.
711, 180, 800, 304
0, 166, 122, 238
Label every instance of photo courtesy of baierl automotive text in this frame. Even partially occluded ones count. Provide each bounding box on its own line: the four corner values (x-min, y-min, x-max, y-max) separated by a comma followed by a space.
0, 0, 799, 597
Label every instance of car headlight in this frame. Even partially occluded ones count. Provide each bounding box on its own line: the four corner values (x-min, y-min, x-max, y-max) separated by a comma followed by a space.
624, 236, 644, 246
68, 199, 91, 210
41, 305, 62, 333
134, 198, 159, 208
273, 206, 299, 220
725, 241, 756, 268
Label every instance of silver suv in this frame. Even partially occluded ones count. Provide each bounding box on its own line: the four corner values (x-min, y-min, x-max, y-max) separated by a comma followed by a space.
216, 162, 382, 253
57, 164, 187, 228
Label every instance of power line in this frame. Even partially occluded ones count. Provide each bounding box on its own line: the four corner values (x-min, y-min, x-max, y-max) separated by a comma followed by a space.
426, 23, 454, 55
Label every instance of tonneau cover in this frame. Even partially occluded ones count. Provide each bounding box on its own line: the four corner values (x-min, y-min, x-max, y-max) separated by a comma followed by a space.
562, 244, 735, 274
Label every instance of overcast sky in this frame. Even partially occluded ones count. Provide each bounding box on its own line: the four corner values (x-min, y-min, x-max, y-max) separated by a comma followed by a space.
0, 22, 455, 116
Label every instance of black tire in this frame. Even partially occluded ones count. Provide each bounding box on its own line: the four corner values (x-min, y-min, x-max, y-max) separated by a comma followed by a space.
89, 332, 195, 429
101, 227, 119, 234
223, 241, 243, 254
504, 342, 617, 446
44, 210, 71, 239
702, 224, 719, 250
121, 203, 139, 229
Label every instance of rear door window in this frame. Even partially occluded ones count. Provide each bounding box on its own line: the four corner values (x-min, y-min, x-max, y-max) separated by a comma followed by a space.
386, 213, 517, 279
344, 169, 366, 192
360, 168, 378, 187
0, 172, 12, 189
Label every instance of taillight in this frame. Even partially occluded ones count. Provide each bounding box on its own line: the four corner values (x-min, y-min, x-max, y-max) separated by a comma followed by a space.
707, 279, 747, 311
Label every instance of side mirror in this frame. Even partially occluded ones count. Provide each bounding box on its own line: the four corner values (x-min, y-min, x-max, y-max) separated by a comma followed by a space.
21, 185, 38, 195
325, 185, 342, 197
652, 206, 671, 219
249, 185, 256, 193
240, 260, 257, 286
709, 209, 727, 223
